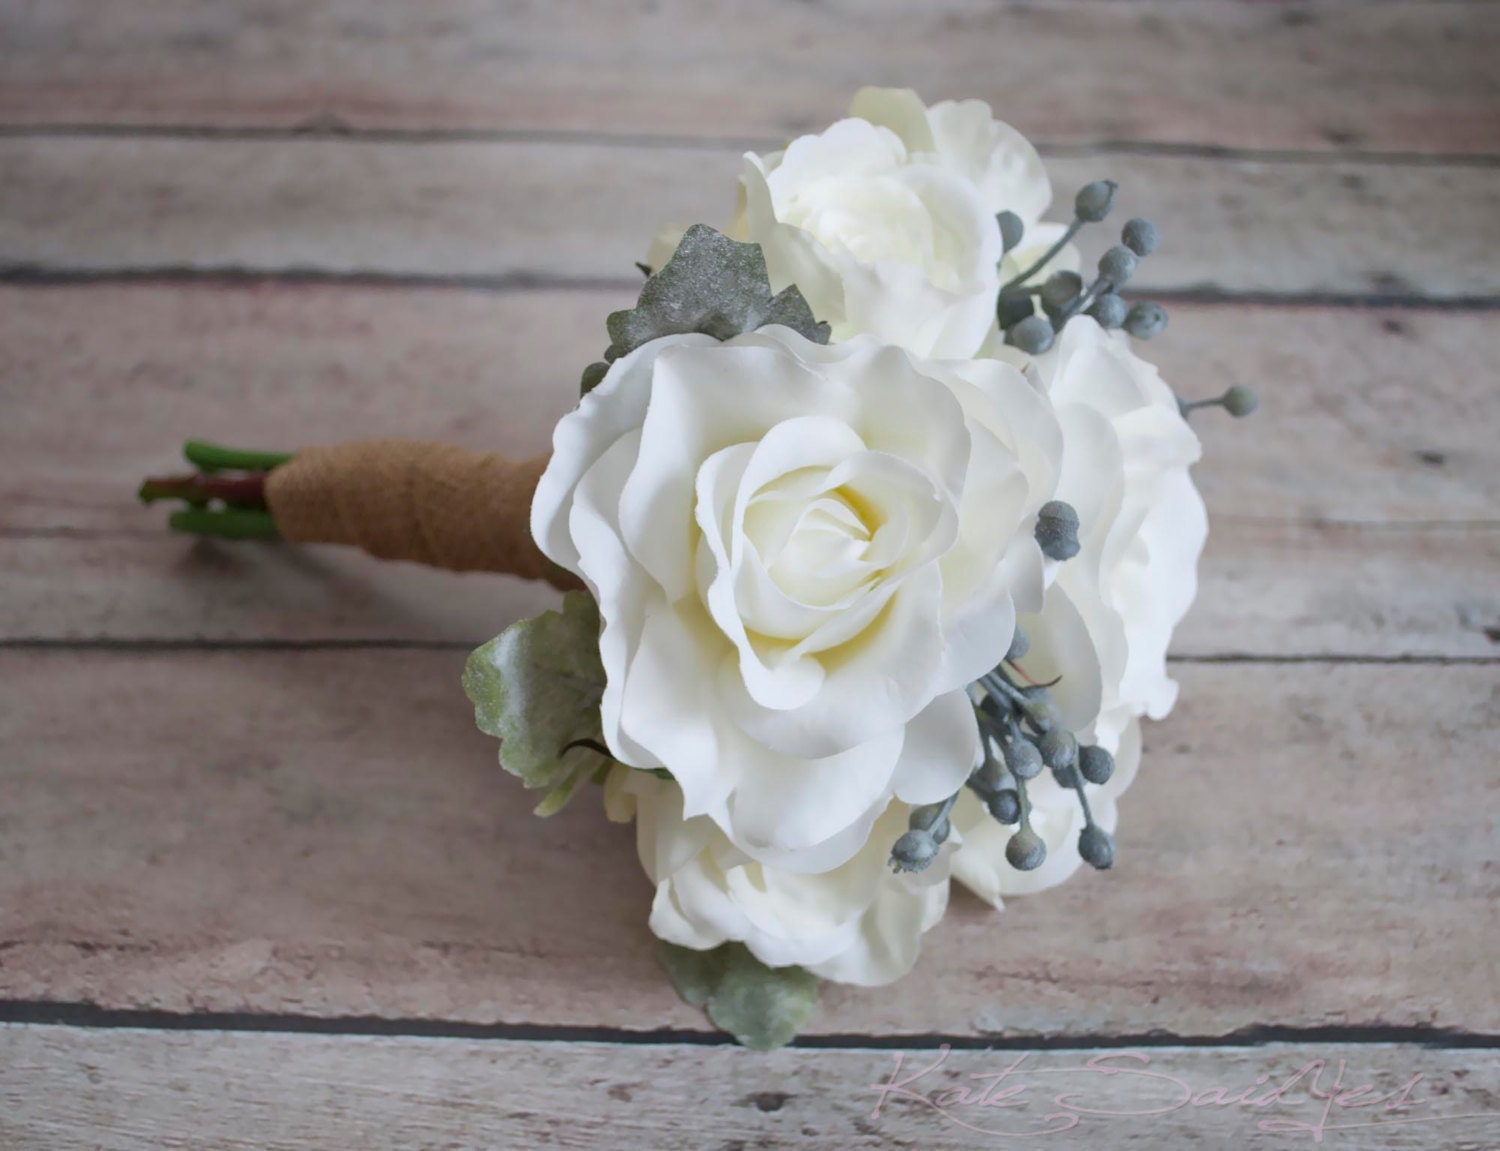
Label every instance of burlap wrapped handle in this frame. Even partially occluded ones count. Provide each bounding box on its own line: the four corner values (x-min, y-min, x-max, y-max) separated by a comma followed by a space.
263, 440, 580, 591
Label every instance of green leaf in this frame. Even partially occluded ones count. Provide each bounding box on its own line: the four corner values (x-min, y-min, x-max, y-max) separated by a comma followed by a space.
658, 941, 821, 1050
657, 941, 729, 1009
531, 762, 594, 818
462, 591, 608, 814
601, 225, 831, 369
579, 361, 610, 395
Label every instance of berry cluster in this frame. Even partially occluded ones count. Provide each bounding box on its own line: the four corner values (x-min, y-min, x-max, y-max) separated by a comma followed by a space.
890, 499, 1116, 878
996, 180, 1169, 354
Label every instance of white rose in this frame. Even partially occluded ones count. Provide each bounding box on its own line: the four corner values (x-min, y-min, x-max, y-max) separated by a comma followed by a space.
731, 118, 998, 358
532, 325, 1062, 872
606, 768, 949, 986
847, 87, 1078, 291
648, 90, 1072, 357
1034, 317, 1206, 733
952, 318, 1206, 905
718, 89, 1063, 359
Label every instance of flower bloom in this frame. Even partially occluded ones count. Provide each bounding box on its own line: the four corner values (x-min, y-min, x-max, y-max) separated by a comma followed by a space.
952, 317, 1206, 905
845, 87, 1079, 293
606, 767, 950, 985
650, 88, 1071, 359
533, 324, 1062, 872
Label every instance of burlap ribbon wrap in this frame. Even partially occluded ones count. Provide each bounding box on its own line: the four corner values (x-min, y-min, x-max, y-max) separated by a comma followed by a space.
264, 440, 579, 591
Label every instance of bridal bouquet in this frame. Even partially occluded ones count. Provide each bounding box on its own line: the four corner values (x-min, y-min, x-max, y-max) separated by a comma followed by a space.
142, 89, 1254, 1048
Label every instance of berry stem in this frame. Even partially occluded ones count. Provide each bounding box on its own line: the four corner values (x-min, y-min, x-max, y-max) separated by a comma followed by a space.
998, 219, 1083, 294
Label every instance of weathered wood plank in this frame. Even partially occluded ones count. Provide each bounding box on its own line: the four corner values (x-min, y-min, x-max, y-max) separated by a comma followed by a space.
1, 654, 1494, 1037
4, 1026, 1499, 1151
0, 536, 558, 648
2, 285, 1494, 534
1185, 519, 1500, 658
2, 2, 1497, 155
3, 137, 1497, 298
3, 522, 1497, 658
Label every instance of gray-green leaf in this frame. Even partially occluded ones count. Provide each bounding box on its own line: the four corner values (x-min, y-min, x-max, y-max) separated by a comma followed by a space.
579, 360, 611, 395
658, 941, 821, 1050
594, 225, 830, 385
462, 591, 608, 815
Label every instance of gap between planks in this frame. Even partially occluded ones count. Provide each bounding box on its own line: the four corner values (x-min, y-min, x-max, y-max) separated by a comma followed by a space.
0, 641, 1497, 665
2, 1003, 1498, 1051
5, 267, 1500, 312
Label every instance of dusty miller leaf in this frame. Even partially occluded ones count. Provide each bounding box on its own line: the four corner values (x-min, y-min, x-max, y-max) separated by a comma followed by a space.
462, 591, 608, 815
579, 360, 610, 394
656, 940, 729, 1009
582, 225, 830, 394
658, 941, 821, 1050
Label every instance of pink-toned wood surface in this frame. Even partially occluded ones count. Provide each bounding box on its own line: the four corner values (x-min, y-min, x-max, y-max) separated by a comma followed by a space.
2, 653, 1496, 1038
3, 287, 1496, 534
6, 522, 1497, 657
5, 136, 1495, 297
6, 1029, 1499, 1151
1, 1, 1496, 154
1, 2, 1496, 1147
1, 286, 1498, 660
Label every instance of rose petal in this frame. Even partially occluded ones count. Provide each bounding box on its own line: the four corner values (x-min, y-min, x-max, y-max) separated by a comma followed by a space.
849, 86, 936, 154
926, 98, 1052, 222
890, 689, 982, 806
533, 332, 718, 573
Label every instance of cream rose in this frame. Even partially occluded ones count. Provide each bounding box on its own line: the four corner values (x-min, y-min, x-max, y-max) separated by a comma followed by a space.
606, 768, 950, 986
1032, 316, 1206, 735
532, 324, 1062, 872
654, 90, 1060, 361
952, 317, 1206, 905
846, 87, 1078, 293
647, 90, 1072, 358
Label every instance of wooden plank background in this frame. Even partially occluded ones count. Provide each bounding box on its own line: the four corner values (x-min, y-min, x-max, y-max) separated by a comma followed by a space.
3, 1, 1497, 153
1, 1, 1497, 1147
5, 1028, 1500, 1151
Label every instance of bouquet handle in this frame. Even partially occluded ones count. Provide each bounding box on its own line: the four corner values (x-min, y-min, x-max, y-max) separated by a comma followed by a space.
142, 439, 580, 592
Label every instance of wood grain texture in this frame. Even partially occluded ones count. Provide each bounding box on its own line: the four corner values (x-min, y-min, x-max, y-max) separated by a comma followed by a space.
4, 522, 1498, 659
4, 1026, 1499, 1151
1, 652, 1495, 1038
4, 136, 1498, 298
1, 0, 1493, 1134
7, 283, 1495, 658
2, 2, 1498, 155
3, 285, 1495, 536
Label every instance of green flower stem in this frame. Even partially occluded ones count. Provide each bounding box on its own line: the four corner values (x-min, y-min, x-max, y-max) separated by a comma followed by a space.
998, 219, 1083, 294
138, 473, 269, 508
182, 439, 293, 474
168, 508, 281, 540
